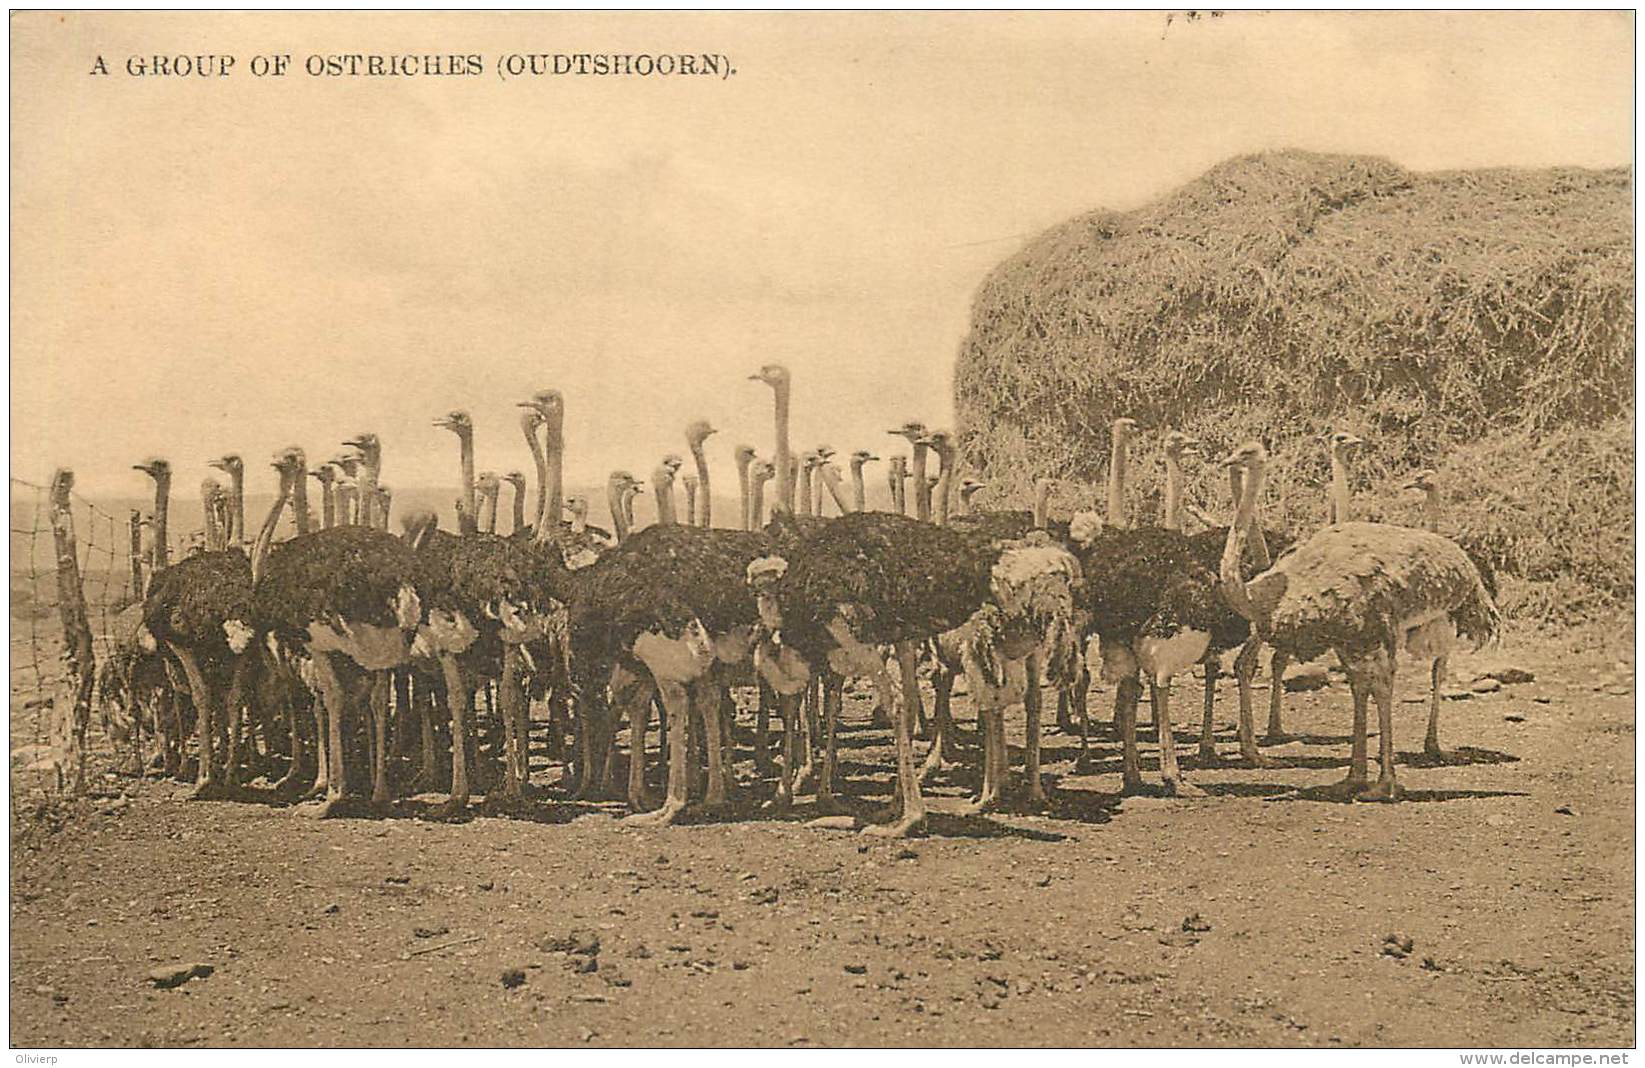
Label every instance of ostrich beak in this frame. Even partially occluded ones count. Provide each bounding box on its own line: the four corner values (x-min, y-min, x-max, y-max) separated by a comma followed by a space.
342, 438, 363, 448
1215, 450, 1243, 468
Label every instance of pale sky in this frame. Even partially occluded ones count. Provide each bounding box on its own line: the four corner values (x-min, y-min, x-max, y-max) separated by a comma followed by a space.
11, 10, 1634, 499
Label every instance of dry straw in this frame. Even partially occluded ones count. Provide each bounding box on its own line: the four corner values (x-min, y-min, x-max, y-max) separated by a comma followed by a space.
954, 150, 1632, 624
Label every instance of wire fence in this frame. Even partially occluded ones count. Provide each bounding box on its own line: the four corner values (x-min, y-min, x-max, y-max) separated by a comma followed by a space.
10, 474, 200, 802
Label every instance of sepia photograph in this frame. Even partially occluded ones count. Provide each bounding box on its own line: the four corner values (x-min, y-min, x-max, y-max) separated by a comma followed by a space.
7, 8, 1636, 1052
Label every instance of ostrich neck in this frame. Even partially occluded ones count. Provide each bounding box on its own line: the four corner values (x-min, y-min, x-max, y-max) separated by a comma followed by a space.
812, 469, 825, 515
890, 469, 905, 515
850, 464, 866, 513
481, 491, 498, 534
654, 475, 677, 525
623, 489, 636, 532
522, 417, 547, 535
1163, 454, 1183, 532
357, 456, 379, 531
152, 477, 170, 570
911, 445, 930, 522
1422, 486, 1441, 533
821, 467, 851, 514
202, 487, 221, 552
1330, 451, 1351, 525
750, 478, 768, 529
1218, 458, 1266, 627
291, 463, 311, 536
683, 481, 698, 526
933, 455, 952, 526
1034, 480, 1051, 529
510, 485, 526, 535
798, 467, 814, 517
571, 510, 587, 536
608, 482, 629, 542
773, 384, 792, 514
458, 432, 476, 535
690, 443, 711, 527
1106, 433, 1128, 529
250, 469, 291, 584
544, 424, 564, 536
735, 457, 753, 531
318, 479, 335, 530
228, 471, 245, 545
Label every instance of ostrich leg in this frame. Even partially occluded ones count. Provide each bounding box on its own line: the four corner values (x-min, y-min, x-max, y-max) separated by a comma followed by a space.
697, 678, 732, 812
1230, 638, 1273, 767
1424, 655, 1449, 759
624, 677, 660, 812
1264, 649, 1292, 743
622, 679, 691, 827
489, 645, 529, 805
793, 679, 820, 793
919, 660, 958, 783
1320, 656, 1376, 801
863, 641, 927, 837
166, 643, 222, 800
1115, 676, 1145, 793
765, 691, 800, 812
369, 671, 393, 808
1073, 660, 1095, 773
753, 682, 775, 775
814, 671, 843, 814
1023, 653, 1047, 807
223, 656, 253, 789
1056, 685, 1077, 735
393, 669, 415, 761
1360, 652, 1404, 802
303, 652, 353, 819
1151, 680, 1203, 797
431, 655, 472, 819
408, 677, 442, 793
1197, 654, 1222, 765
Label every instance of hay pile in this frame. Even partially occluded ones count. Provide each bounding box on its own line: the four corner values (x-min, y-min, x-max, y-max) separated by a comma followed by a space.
954, 150, 1633, 624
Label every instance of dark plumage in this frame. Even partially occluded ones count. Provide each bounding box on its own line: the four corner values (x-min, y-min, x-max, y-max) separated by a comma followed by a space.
945, 510, 1072, 544
419, 529, 562, 622
1073, 525, 1217, 644
254, 527, 427, 645
1185, 524, 1297, 649
143, 549, 253, 653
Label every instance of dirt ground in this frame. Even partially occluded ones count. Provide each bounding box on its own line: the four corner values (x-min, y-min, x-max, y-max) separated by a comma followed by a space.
9, 625, 1636, 1048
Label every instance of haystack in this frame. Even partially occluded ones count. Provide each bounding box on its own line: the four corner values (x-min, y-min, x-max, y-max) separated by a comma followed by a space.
953, 150, 1633, 621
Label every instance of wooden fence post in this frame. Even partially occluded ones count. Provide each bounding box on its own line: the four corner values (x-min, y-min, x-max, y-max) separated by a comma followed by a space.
50, 469, 96, 795
129, 509, 145, 601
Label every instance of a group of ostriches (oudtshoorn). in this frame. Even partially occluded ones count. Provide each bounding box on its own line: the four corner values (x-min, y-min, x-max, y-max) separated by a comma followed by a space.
99, 367, 1500, 836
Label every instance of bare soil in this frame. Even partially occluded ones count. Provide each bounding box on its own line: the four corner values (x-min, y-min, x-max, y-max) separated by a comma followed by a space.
9, 630, 1636, 1048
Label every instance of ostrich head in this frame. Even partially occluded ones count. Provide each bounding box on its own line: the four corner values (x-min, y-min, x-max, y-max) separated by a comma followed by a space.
523, 390, 565, 436
959, 478, 987, 504
1111, 416, 1139, 444
1327, 431, 1365, 456
800, 450, 822, 473
330, 451, 361, 477
849, 449, 879, 470
503, 470, 527, 494
609, 469, 641, 492
342, 433, 381, 468
918, 429, 957, 466
1401, 468, 1438, 493
565, 495, 589, 521
685, 419, 717, 448
1217, 441, 1269, 471
433, 410, 474, 438
1162, 431, 1200, 459
750, 459, 776, 486
476, 471, 500, 498
208, 453, 244, 480
887, 420, 928, 446
733, 444, 757, 469
132, 457, 171, 485
310, 463, 337, 486
814, 444, 836, 462
661, 454, 685, 477
748, 364, 791, 390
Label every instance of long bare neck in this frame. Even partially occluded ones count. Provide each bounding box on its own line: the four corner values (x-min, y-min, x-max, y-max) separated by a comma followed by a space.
480, 489, 498, 534
523, 416, 547, 535
890, 467, 905, 515
1106, 432, 1128, 529
128, 511, 144, 599
250, 470, 291, 584
291, 464, 311, 535
1034, 480, 1052, 529
798, 466, 814, 517
933, 458, 952, 526
654, 473, 676, 525
377, 492, 391, 531
608, 482, 629, 542
544, 422, 564, 535
202, 485, 222, 552
820, 466, 851, 513
318, 479, 335, 529
1163, 453, 1183, 532
152, 476, 170, 570
911, 444, 930, 521
735, 456, 752, 530
570, 507, 587, 536
1218, 458, 1266, 626
1422, 486, 1441, 533
228, 471, 245, 545
623, 488, 636, 531
850, 463, 866, 513
691, 443, 711, 527
683, 480, 698, 526
510, 484, 526, 535
812, 467, 825, 515
773, 383, 792, 514
1330, 449, 1351, 525
357, 456, 378, 531
456, 433, 476, 535
750, 477, 768, 529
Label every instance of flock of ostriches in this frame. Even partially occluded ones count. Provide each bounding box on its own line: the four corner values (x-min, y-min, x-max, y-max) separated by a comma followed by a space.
101, 366, 1500, 836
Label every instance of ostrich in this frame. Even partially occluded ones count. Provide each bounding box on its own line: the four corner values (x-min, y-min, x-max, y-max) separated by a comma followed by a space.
1327, 431, 1366, 525
621, 474, 641, 535
343, 433, 382, 531
958, 479, 987, 515
522, 390, 566, 535
503, 471, 528, 536
887, 422, 932, 521
886, 455, 909, 516
848, 450, 880, 513
749, 364, 794, 514
922, 430, 960, 525
1399, 467, 1499, 761
686, 419, 717, 527
434, 411, 479, 534
331, 453, 361, 527
607, 471, 641, 543
310, 464, 338, 530
145, 450, 298, 797
201, 478, 225, 553
815, 448, 851, 515
208, 454, 246, 546
475, 471, 501, 534
1217, 442, 1500, 800
748, 459, 776, 530
134, 458, 172, 571
516, 407, 548, 538
563, 523, 772, 824
733, 445, 757, 530
796, 451, 819, 518
682, 475, 699, 529
254, 508, 431, 817
376, 486, 393, 531
112, 459, 178, 774
749, 511, 1082, 831
653, 457, 683, 526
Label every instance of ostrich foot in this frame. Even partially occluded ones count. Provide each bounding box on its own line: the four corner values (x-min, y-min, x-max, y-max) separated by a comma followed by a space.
187, 779, 233, 802
918, 745, 956, 785
1261, 731, 1295, 746
424, 797, 470, 822
761, 791, 793, 815
1161, 776, 1206, 799
1120, 772, 1148, 796
1356, 778, 1405, 803
1196, 744, 1223, 767
1421, 741, 1466, 766
752, 752, 776, 777
811, 792, 845, 817
861, 813, 927, 838
1020, 783, 1051, 811
621, 800, 686, 827
298, 795, 368, 820
792, 760, 818, 795
869, 705, 891, 730
1300, 774, 1371, 802
696, 796, 736, 819
627, 789, 661, 814
958, 793, 1003, 816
